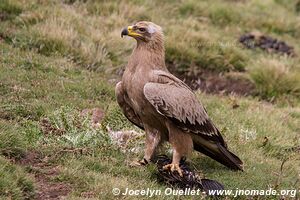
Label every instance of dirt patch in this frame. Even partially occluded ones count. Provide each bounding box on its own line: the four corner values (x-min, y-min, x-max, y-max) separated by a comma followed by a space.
39, 118, 66, 136
0, 13, 8, 21
0, 32, 9, 43
17, 151, 71, 200
168, 67, 255, 96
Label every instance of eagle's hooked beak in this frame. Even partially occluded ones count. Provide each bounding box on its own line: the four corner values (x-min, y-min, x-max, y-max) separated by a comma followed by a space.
121, 27, 128, 38
121, 26, 142, 38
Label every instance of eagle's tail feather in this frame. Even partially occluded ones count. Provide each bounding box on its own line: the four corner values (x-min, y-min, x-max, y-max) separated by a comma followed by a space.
193, 138, 243, 171
217, 143, 244, 171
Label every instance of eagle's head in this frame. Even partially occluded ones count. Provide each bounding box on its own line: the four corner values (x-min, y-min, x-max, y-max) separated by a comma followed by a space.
121, 21, 163, 44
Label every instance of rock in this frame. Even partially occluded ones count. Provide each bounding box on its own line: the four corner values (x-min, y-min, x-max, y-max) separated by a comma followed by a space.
80, 108, 105, 126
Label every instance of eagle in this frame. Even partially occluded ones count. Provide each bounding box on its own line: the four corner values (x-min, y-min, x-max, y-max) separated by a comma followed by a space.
116, 21, 243, 176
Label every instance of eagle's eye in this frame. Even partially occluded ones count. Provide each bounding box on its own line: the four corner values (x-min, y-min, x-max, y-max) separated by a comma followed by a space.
138, 27, 146, 32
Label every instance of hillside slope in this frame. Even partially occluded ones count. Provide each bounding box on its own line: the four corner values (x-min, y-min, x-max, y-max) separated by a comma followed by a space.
0, 0, 299, 199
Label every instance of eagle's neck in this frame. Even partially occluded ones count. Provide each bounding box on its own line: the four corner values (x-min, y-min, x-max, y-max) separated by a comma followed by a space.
127, 37, 167, 72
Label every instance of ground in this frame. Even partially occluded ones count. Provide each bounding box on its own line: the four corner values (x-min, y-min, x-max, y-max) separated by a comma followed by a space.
0, 0, 300, 199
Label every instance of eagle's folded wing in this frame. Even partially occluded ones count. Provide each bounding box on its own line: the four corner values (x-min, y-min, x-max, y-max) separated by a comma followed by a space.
116, 82, 144, 130
144, 71, 225, 146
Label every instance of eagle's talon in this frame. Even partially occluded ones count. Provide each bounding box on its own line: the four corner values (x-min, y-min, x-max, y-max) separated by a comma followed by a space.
163, 163, 183, 177
130, 158, 149, 167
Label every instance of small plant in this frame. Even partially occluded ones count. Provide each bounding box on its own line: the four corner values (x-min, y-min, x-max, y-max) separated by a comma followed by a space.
41, 107, 112, 148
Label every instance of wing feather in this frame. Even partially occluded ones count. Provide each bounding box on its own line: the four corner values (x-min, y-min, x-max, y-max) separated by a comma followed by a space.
116, 82, 144, 130
144, 71, 225, 145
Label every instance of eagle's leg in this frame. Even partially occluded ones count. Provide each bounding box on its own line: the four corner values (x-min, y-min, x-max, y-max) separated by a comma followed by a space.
131, 128, 161, 166
163, 150, 184, 177
163, 124, 193, 177
144, 129, 161, 162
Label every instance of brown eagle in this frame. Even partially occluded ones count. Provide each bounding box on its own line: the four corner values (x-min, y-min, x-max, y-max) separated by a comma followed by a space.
116, 21, 243, 176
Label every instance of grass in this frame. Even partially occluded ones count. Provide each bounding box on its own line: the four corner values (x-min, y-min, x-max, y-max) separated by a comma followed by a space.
0, 0, 22, 21
1, 0, 299, 101
0, 0, 299, 199
0, 157, 35, 199
250, 57, 300, 102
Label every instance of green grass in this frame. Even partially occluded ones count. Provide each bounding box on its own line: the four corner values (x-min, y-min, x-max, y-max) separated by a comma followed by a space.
0, 0, 300, 199
0, 157, 35, 199
249, 57, 300, 102
1, 0, 299, 101
0, 0, 22, 21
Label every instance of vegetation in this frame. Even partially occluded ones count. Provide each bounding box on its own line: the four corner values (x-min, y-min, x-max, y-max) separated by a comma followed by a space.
0, 0, 299, 199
